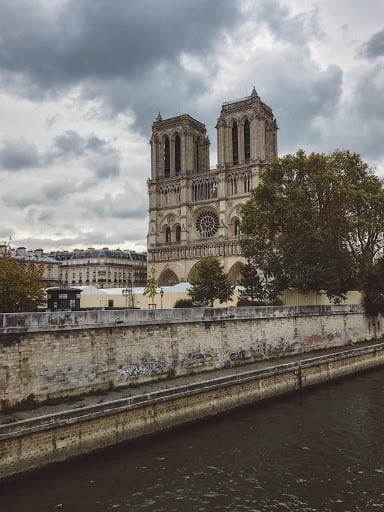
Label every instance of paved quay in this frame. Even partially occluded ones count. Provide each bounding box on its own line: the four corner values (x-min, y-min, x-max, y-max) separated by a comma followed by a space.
0, 339, 381, 426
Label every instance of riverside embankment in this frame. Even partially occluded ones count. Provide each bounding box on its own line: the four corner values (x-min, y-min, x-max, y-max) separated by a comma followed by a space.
0, 305, 383, 481
1, 341, 384, 481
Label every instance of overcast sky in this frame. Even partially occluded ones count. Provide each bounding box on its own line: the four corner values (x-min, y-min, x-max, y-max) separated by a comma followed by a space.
0, 0, 383, 253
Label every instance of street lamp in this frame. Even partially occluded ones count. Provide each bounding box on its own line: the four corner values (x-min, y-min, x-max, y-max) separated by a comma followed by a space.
122, 287, 131, 309
160, 288, 164, 309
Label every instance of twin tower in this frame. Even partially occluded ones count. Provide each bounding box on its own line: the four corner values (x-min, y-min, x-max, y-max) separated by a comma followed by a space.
147, 87, 278, 286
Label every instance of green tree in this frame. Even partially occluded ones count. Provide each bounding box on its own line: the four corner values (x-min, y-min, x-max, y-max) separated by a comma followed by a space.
188, 256, 233, 307
241, 150, 384, 302
237, 258, 280, 306
238, 259, 267, 305
362, 257, 384, 317
0, 252, 45, 312
143, 267, 158, 307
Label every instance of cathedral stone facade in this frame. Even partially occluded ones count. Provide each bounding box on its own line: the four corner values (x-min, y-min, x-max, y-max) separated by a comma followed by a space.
147, 88, 278, 286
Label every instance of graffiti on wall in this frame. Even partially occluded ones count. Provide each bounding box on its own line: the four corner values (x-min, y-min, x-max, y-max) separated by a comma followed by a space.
118, 359, 166, 378
229, 349, 248, 361
181, 351, 213, 369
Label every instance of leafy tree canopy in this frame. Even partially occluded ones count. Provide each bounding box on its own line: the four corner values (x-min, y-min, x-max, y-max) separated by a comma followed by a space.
0, 252, 45, 312
188, 256, 233, 307
241, 149, 384, 302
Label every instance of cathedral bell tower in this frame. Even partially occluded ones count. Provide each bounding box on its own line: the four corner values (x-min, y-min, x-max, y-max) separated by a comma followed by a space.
147, 88, 278, 287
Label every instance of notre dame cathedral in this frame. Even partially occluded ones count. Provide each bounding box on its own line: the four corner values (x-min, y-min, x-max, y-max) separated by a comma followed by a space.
147, 87, 278, 286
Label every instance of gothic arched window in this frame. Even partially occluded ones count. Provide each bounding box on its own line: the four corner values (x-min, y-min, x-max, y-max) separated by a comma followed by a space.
244, 119, 250, 161
165, 226, 171, 243
232, 122, 238, 165
175, 134, 181, 176
164, 137, 170, 177
175, 225, 181, 242
234, 219, 240, 237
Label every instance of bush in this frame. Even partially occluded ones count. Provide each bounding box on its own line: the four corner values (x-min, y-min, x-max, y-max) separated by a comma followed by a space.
174, 298, 196, 308
237, 297, 283, 307
237, 297, 266, 307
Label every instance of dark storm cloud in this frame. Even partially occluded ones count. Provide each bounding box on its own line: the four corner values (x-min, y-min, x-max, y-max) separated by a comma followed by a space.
0, 1, 243, 100
0, 138, 40, 170
0, 0, 246, 139
0, 0, 330, 142
358, 28, 384, 59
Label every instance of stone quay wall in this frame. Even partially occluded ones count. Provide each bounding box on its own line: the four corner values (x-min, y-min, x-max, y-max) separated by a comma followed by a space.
0, 305, 382, 411
1, 342, 384, 481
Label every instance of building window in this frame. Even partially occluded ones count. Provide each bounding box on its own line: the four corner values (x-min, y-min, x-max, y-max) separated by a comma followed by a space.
244, 172, 250, 193
234, 219, 241, 236
244, 119, 250, 161
164, 136, 170, 177
175, 133, 181, 176
196, 210, 219, 238
195, 140, 199, 173
232, 122, 238, 165
175, 225, 181, 242
165, 226, 171, 243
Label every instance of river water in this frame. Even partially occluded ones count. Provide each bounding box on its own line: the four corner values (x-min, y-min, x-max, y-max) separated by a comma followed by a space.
1, 367, 384, 512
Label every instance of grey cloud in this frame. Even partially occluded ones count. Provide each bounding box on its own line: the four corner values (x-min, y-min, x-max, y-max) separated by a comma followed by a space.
0, 228, 14, 242
358, 28, 384, 59
254, 1, 323, 45
344, 64, 384, 159
47, 130, 122, 178
2, 189, 42, 209
41, 181, 75, 201
354, 64, 384, 119
48, 131, 105, 160
82, 188, 147, 220
25, 207, 53, 226
89, 152, 121, 179
14, 223, 148, 252
0, 138, 40, 170
52, 130, 87, 158
232, 49, 343, 154
2, 180, 74, 210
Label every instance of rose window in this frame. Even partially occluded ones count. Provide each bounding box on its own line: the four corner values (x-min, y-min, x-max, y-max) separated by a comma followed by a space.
196, 211, 219, 238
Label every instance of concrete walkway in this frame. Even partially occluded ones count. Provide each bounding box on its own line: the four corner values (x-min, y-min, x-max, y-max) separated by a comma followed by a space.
1, 339, 382, 426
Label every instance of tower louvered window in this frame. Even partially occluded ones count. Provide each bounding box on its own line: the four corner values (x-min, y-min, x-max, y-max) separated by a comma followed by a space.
232, 122, 238, 165
164, 137, 170, 177
244, 119, 250, 161
175, 134, 181, 175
